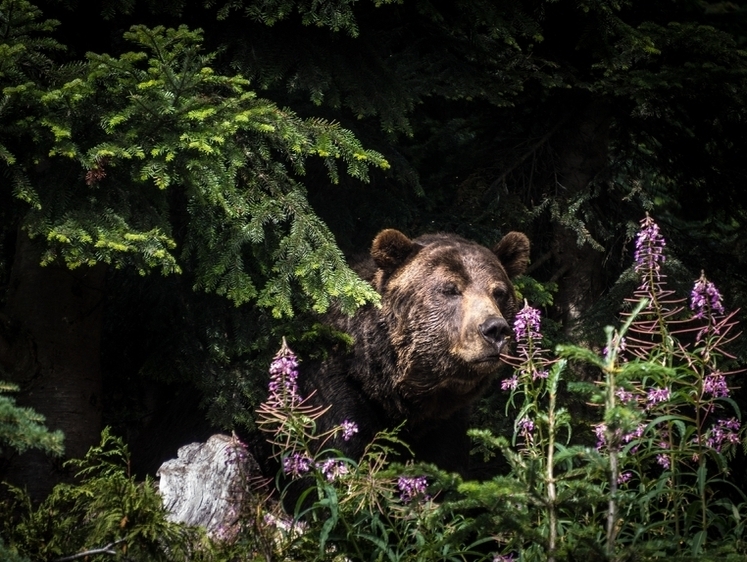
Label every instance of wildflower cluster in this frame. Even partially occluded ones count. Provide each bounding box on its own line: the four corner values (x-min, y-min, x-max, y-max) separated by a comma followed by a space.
254, 338, 455, 561
340, 419, 358, 441
257, 338, 359, 487
703, 372, 729, 398
705, 417, 741, 452
485, 216, 746, 560
266, 338, 301, 407
397, 476, 428, 503
318, 458, 350, 481
514, 304, 542, 343
591, 216, 744, 555
517, 417, 535, 446
691, 271, 725, 320
633, 214, 666, 281
282, 452, 313, 478
593, 422, 645, 453
645, 386, 669, 409
280, 450, 355, 483
504, 300, 550, 388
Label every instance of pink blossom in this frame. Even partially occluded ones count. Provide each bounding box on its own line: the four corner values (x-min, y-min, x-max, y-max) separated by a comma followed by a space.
656, 454, 671, 469
283, 452, 313, 478
646, 386, 670, 408
703, 372, 730, 398
340, 420, 359, 441
634, 215, 666, 279
617, 471, 633, 484
501, 375, 519, 391
318, 458, 349, 481
397, 476, 428, 503
518, 417, 535, 445
706, 418, 741, 452
615, 387, 635, 403
513, 303, 542, 342
268, 339, 301, 406
691, 272, 725, 320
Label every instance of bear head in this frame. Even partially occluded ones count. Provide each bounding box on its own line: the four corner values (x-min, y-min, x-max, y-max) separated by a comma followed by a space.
369, 229, 530, 422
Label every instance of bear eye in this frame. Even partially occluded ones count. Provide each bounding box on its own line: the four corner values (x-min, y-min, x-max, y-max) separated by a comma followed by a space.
492, 288, 507, 302
440, 283, 461, 296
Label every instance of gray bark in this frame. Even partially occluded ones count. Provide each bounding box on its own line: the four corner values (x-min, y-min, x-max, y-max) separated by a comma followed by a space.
157, 434, 263, 540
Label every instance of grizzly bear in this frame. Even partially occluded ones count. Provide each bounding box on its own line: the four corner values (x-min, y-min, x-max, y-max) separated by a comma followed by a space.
298, 229, 530, 474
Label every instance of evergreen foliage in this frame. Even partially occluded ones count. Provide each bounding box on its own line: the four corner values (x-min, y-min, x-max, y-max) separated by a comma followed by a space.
2, 3, 387, 317
0, 381, 64, 455
0, 429, 210, 561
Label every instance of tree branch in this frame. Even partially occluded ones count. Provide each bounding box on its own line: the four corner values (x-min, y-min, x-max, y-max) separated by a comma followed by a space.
51, 539, 126, 562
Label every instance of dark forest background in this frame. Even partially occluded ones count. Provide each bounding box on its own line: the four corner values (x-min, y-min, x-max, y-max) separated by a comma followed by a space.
2, 0, 747, 500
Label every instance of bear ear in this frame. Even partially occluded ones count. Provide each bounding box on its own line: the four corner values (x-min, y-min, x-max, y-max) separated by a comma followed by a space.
371, 229, 421, 274
493, 232, 530, 278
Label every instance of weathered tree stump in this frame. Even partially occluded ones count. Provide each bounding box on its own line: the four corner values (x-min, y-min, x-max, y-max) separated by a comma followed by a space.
157, 433, 262, 539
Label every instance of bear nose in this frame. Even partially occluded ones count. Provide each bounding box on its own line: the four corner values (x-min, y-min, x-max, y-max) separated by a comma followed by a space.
479, 316, 511, 349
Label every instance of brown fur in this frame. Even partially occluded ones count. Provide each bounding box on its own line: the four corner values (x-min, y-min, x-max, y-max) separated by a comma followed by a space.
299, 229, 530, 473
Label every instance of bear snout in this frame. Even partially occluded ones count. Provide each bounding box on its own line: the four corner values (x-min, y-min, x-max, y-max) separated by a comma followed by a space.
479, 316, 511, 351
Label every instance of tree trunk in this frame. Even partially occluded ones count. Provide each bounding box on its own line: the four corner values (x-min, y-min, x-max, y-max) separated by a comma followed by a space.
0, 230, 106, 501
550, 101, 611, 336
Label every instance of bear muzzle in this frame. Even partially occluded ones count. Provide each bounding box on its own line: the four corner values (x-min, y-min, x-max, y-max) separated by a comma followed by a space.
478, 316, 511, 355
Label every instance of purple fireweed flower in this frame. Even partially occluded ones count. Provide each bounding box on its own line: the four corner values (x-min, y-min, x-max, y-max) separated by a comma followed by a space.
646, 386, 670, 408
518, 417, 535, 445
532, 369, 549, 380
397, 476, 428, 503
634, 215, 666, 279
340, 420, 359, 441
283, 452, 313, 478
703, 372, 730, 398
595, 423, 645, 452
514, 302, 542, 342
625, 423, 646, 447
501, 374, 519, 391
268, 338, 301, 405
493, 555, 515, 562
615, 387, 635, 403
618, 471, 633, 485
691, 272, 725, 320
706, 417, 741, 452
318, 458, 349, 481
656, 454, 671, 470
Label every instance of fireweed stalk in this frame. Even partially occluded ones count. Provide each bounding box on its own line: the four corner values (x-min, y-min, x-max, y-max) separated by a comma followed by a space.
508, 215, 747, 559
256, 339, 366, 511
256, 338, 330, 460
592, 216, 744, 554
503, 303, 567, 561
255, 339, 459, 561
686, 270, 742, 538
645, 222, 737, 544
